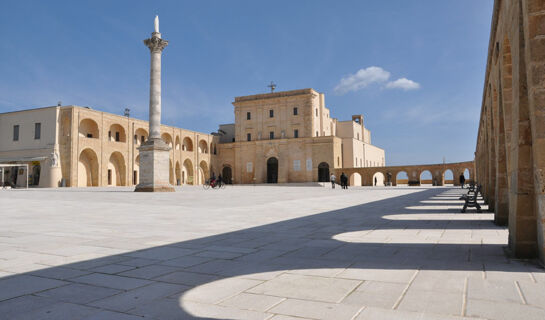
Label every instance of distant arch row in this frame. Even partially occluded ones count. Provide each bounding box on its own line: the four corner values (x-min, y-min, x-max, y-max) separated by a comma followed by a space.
334, 161, 474, 187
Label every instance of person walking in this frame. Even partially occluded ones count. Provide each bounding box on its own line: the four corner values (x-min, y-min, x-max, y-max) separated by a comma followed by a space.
459, 173, 466, 189
341, 172, 348, 189
330, 173, 336, 189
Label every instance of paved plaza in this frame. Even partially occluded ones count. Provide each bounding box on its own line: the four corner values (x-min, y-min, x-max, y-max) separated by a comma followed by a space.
0, 185, 544, 319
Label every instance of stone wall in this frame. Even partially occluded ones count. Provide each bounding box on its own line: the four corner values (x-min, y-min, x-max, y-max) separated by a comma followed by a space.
475, 0, 545, 263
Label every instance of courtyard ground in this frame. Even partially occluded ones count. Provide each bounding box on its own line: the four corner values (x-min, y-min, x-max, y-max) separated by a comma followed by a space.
0, 185, 544, 320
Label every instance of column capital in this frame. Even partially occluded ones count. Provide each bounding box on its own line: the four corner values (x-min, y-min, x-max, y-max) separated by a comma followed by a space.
144, 34, 168, 53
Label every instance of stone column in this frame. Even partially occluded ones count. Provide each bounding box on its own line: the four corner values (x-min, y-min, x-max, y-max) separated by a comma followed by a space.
135, 16, 174, 192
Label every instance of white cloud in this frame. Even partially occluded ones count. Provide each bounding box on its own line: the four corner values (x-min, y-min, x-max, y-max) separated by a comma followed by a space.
334, 67, 420, 94
385, 78, 420, 91
334, 66, 390, 94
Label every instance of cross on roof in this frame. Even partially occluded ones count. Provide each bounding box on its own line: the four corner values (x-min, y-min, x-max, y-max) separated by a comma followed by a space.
267, 81, 276, 93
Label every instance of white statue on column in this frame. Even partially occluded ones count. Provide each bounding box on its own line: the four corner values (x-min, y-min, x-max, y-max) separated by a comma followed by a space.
154, 15, 159, 33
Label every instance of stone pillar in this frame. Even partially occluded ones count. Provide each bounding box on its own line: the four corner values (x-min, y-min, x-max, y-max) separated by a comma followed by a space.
135, 17, 174, 192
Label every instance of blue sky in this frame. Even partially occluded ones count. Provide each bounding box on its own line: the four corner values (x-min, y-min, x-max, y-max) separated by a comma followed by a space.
0, 1, 493, 166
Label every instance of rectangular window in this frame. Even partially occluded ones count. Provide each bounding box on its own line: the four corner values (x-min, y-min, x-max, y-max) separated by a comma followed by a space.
269, 109, 274, 118
293, 160, 301, 171
115, 132, 120, 142
133, 170, 138, 184
306, 158, 313, 171
13, 125, 19, 141
269, 131, 274, 139
293, 107, 298, 115
141, 136, 145, 144
246, 162, 253, 173
316, 131, 319, 137
247, 133, 251, 141
34, 123, 41, 139
87, 133, 93, 138
134, 134, 138, 143
315, 109, 318, 117
247, 112, 251, 120
108, 131, 112, 139
294, 129, 299, 138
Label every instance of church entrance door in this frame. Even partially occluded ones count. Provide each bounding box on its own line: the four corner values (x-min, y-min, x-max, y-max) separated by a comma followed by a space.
267, 157, 278, 183
318, 162, 329, 182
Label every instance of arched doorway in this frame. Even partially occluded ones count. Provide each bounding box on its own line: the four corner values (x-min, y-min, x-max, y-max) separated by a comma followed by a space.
350, 172, 362, 186
372, 172, 384, 186
183, 159, 193, 185
108, 152, 126, 186
318, 162, 329, 182
267, 157, 278, 183
78, 148, 99, 187
222, 166, 232, 184
420, 170, 432, 185
396, 171, 409, 186
32, 164, 41, 186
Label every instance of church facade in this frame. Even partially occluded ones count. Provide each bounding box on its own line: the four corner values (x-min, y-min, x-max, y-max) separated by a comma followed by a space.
0, 88, 385, 188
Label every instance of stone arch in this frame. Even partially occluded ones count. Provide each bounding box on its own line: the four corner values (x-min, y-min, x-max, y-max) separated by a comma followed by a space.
443, 169, 454, 185
135, 128, 148, 146
199, 160, 209, 184
109, 124, 126, 142
79, 119, 99, 139
175, 136, 181, 150
175, 161, 181, 185
78, 148, 99, 187
372, 172, 384, 186
396, 171, 409, 186
161, 133, 173, 148
267, 157, 278, 183
349, 172, 362, 186
108, 151, 126, 186
182, 159, 193, 185
463, 168, 471, 179
318, 162, 330, 182
198, 140, 208, 154
222, 165, 232, 184
183, 137, 193, 151
420, 170, 432, 185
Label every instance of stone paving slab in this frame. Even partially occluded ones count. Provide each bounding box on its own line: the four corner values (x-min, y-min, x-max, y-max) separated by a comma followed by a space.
0, 185, 544, 319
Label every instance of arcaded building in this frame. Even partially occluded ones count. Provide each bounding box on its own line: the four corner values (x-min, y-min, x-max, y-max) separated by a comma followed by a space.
0, 105, 218, 188
0, 88, 384, 187
217, 88, 385, 184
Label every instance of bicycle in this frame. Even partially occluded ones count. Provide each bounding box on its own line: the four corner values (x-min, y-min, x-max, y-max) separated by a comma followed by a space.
203, 179, 226, 190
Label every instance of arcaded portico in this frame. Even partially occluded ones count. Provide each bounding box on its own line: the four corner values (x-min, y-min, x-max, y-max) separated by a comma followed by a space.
334, 161, 475, 187
475, 0, 545, 263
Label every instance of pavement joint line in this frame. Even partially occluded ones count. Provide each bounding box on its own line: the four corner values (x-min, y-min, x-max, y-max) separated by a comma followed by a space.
391, 269, 419, 310
529, 272, 537, 283
350, 306, 367, 320
263, 296, 287, 312
461, 277, 468, 316
514, 280, 527, 305
337, 280, 364, 303
214, 279, 265, 305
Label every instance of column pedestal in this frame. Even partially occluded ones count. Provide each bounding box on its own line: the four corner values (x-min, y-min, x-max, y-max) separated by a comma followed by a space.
135, 138, 174, 192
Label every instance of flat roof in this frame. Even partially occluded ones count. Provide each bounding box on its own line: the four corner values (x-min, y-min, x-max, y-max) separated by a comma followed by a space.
234, 88, 318, 103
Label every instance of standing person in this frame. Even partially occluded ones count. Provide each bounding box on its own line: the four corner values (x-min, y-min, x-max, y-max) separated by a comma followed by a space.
217, 174, 223, 187
374, 176, 377, 186
341, 172, 347, 189
459, 173, 466, 189
330, 173, 336, 189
